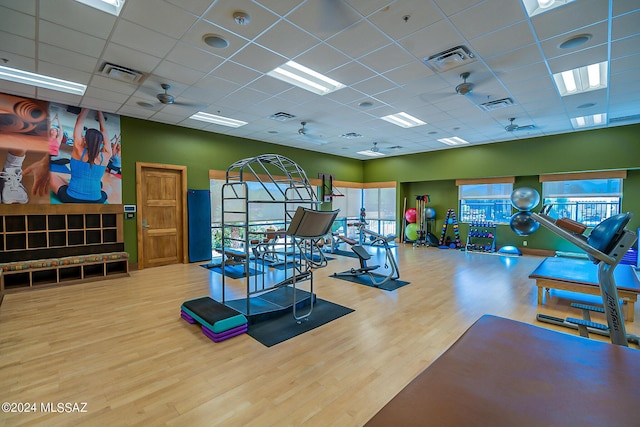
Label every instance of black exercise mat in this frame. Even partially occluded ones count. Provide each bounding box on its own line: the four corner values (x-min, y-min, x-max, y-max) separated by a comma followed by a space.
247, 299, 354, 347
201, 264, 262, 279
331, 272, 410, 291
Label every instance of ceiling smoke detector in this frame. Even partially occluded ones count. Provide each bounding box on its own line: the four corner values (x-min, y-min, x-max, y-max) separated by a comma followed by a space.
233, 11, 250, 25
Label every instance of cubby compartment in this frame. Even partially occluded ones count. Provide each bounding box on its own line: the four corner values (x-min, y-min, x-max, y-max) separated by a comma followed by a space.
0, 205, 127, 297
27, 215, 47, 231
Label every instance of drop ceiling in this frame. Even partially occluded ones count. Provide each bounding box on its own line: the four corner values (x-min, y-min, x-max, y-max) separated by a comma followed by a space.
0, 0, 638, 159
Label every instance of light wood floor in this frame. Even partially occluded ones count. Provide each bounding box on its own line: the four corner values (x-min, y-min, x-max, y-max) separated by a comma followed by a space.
1, 246, 638, 427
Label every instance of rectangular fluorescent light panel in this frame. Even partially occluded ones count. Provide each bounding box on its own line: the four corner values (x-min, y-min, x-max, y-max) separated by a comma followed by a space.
437, 136, 469, 146
570, 113, 607, 129
357, 149, 385, 157
381, 112, 426, 128
553, 61, 608, 96
0, 65, 86, 95
522, 0, 576, 17
75, 0, 125, 16
189, 112, 247, 128
267, 61, 345, 96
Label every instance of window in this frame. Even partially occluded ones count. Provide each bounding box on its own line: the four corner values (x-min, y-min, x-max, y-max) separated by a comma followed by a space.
457, 179, 514, 223
363, 186, 396, 236
541, 177, 623, 227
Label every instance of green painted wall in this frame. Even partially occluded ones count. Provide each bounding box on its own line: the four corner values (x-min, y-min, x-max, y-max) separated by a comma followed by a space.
370, 123, 640, 252
118, 117, 639, 261
120, 117, 363, 262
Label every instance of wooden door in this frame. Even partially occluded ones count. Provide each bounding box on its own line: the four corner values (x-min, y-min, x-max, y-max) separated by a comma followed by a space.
136, 162, 188, 269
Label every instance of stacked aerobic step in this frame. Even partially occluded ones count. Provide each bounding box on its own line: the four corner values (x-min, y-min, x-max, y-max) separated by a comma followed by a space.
181, 297, 248, 342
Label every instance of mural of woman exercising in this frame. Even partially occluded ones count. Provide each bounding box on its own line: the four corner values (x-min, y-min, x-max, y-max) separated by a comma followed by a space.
50, 108, 112, 203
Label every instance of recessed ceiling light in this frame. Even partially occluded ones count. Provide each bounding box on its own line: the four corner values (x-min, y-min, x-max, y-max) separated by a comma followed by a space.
189, 112, 247, 127
137, 101, 155, 108
570, 113, 607, 129
553, 61, 608, 96
428, 131, 438, 135
267, 60, 345, 96
437, 136, 469, 146
267, 130, 278, 134
358, 101, 373, 108
577, 102, 596, 109
357, 149, 385, 157
203, 34, 229, 49
381, 112, 426, 128
559, 34, 592, 50
74, 0, 125, 16
522, 0, 576, 17
0, 65, 86, 95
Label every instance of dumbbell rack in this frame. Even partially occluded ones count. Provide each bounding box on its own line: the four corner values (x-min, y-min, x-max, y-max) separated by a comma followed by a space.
465, 221, 496, 253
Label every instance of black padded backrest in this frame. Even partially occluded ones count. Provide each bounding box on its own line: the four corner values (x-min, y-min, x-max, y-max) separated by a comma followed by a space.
351, 245, 372, 260
286, 207, 340, 238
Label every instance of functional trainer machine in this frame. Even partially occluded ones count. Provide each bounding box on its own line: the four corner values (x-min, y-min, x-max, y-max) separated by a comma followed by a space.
333, 225, 400, 287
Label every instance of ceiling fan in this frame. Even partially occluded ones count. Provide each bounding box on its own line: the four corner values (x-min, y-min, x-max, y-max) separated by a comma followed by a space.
505, 117, 535, 132
297, 121, 327, 145
154, 83, 201, 107
455, 72, 474, 96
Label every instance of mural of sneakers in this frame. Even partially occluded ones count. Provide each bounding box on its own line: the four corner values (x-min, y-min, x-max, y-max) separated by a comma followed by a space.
0, 166, 29, 203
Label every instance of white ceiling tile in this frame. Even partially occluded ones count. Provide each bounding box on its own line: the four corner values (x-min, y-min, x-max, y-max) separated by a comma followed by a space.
38, 43, 99, 74
612, 10, 640, 41
0, 51, 34, 72
121, 0, 197, 39
285, 0, 362, 41
203, 0, 281, 40
110, 20, 177, 59
89, 75, 138, 96
230, 43, 286, 73
383, 61, 434, 85
246, 76, 291, 96
213, 61, 261, 86
358, 44, 414, 74
345, 0, 395, 17
432, 0, 484, 17
484, 45, 545, 73
40, 0, 116, 39
539, 22, 608, 61
101, 43, 162, 74
368, 0, 443, 40
547, 44, 608, 73
531, 0, 608, 41
450, 0, 525, 40
352, 75, 397, 96
470, 22, 536, 59
0, 31, 36, 59
182, 20, 251, 59
254, 20, 319, 58
0, 81, 36, 98
38, 20, 105, 58
326, 20, 390, 59
37, 61, 92, 84
165, 0, 214, 16
153, 61, 206, 86
293, 43, 351, 74
165, 43, 225, 74
81, 97, 127, 114
612, 0, 640, 16
327, 60, 376, 86
610, 50, 640, 75
0, 6, 35, 39
398, 19, 465, 61
254, 0, 302, 17
0, 0, 35, 15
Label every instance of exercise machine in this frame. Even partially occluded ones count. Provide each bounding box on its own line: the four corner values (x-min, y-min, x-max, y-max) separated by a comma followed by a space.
333, 225, 400, 287
510, 187, 638, 346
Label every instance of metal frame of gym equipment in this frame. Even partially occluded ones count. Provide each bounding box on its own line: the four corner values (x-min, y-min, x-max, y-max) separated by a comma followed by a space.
531, 210, 638, 347
220, 154, 327, 320
333, 224, 400, 287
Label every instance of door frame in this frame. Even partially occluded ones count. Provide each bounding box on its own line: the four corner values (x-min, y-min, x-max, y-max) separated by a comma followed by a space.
135, 162, 189, 269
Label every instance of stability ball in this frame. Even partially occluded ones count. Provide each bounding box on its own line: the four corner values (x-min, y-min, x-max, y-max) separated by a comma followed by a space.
405, 223, 419, 241
509, 211, 540, 236
510, 187, 540, 211
405, 208, 417, 224
424, 207, 436, 220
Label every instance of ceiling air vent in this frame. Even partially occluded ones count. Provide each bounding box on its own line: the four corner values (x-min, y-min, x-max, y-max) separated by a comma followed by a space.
609, 114, 640, 124
478, 97, 514, 112
269, 112, 296, 121
423, 45, 475, 72
99, 62, 145, 83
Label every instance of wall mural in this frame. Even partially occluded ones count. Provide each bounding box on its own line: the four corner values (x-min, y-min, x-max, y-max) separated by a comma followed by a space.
0, 93, 122, 204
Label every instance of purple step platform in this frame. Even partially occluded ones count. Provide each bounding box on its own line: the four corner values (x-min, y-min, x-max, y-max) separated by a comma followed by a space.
181, 310, 196, 324
201, 324, 247, 342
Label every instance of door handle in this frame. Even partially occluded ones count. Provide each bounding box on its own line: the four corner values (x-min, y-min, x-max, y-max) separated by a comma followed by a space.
142, 219, 150, 229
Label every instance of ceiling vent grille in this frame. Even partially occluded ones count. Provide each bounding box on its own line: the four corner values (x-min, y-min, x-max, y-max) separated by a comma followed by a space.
423, 45, 475, 72
99, 62, 145, 83
610, 114, 640, 124
478, 97, 514, 111
269, 111, 296, 121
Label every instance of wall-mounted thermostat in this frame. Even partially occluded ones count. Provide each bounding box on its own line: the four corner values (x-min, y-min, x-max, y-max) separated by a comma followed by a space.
124, 205, 137, 213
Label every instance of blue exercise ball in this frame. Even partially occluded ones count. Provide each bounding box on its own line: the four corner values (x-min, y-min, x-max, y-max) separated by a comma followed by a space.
509, 211, 540, 236
510, 187, 540, 211
424, 207, 436, 220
